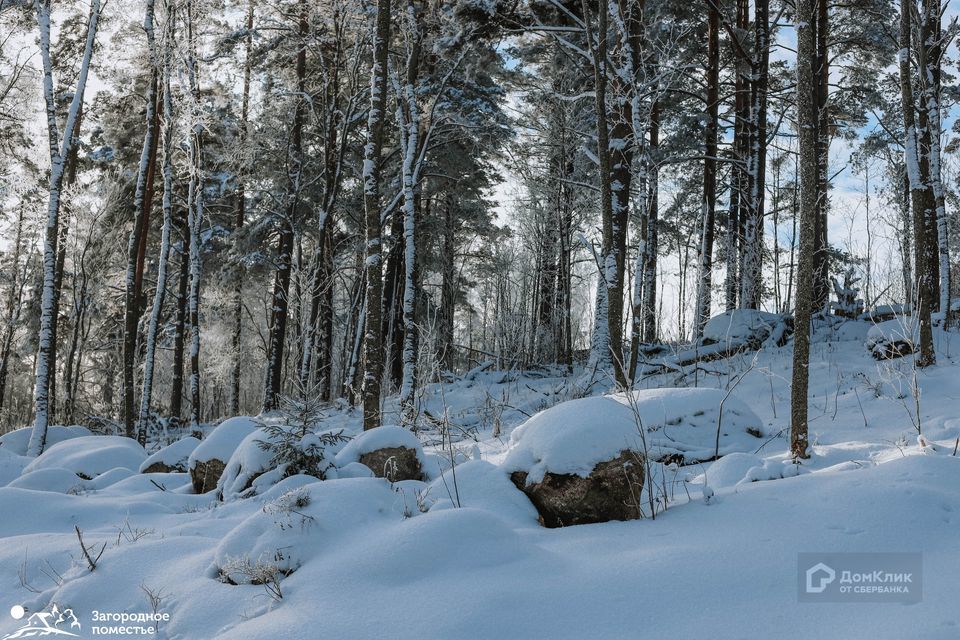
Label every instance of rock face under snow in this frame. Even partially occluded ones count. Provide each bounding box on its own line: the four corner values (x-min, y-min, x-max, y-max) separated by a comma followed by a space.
140, 436, 200, 473
0, 425, 93, 456
335, 426, 424, 481
188, 417, 261, 493
22, 435, 146, 480
866, 318, 917, 359
510, 451, 645, 527
703, 309, 791, 348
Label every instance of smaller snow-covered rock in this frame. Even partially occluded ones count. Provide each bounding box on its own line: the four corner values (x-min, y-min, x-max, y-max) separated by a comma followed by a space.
188, 417, 261, 493
140, 436, 200, 473
427, 460, 541, 526
335, 426, 424, 482
703, 309, 791, 348
0, 425, 93, 456
22, 435, 146, 480
866, 318, 917, 359
8, 467, 88, 493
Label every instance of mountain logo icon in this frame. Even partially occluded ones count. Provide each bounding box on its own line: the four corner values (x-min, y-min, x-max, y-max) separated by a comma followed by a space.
4, 604, 81, 639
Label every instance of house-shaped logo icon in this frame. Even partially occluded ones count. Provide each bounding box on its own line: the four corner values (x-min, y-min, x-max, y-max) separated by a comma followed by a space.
805, 562, 836, 594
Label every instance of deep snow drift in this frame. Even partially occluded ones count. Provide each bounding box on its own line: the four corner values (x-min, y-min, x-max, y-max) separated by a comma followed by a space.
1, 317, 959, 640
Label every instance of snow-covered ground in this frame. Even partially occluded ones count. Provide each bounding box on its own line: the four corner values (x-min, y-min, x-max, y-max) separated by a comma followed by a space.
1, 318, 959, 639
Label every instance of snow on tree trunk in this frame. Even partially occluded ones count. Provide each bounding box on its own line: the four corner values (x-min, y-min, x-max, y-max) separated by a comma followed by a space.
898, 0, 935, 366
122, 0, 161, 438
362, 0, 391, 430
397, 0, 421, 426
185, 0, 204, 425
28, 0, 101, 457
137, 5, 176, 445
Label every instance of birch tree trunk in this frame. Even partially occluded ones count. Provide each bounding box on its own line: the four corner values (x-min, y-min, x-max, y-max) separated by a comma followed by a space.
28, 0, 101, 456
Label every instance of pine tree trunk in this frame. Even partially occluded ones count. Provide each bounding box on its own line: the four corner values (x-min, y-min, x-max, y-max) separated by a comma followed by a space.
811, 0, 831, 311
185, 0, 204, 425
169, 213, 189, 420
137, 7, 176, 444
230, 0, 254, 416
362, 0, 391, 429
899, 0, 935, 366
123, 0, 161, 437
263, 1, 307, 411
641, 99, 659, 343
694, 5, 719, 338
791, 0, 817, 460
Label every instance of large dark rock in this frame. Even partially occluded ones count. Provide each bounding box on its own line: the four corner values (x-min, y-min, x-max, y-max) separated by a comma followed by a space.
359, 446, 422, 482
190, 458, 226, 494
510, 450, 645, 528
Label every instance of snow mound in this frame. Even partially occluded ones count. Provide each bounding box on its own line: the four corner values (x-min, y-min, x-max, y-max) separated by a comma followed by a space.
213, 477, 405, 584
88, 467, 136, 489
188, 416, 261, 470
139, 436, 200, 473
0, 448, 30, 487
0, 425, 93, 456
334, 425, 425, 467
503, 388, 764, 482
866, 318, 917, 358
22, 435, 146, 480
8, 467, 88, 493
427, 460, 539, 526
703, 309, 790, 347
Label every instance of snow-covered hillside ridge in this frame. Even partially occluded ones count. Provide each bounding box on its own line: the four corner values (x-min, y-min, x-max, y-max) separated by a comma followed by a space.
1, 318, 959, 639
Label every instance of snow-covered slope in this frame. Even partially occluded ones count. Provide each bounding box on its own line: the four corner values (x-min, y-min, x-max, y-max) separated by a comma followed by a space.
1, 319, 958, 639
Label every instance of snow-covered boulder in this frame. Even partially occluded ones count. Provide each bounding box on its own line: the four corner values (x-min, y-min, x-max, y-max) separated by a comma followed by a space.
505, 388, 764, 471
140, 436, 200, 473
213, 477, 405, 584
22, 435, 146, 480
188, 417, 261, 493
0, 425, 92, 456
8, 467, 88, 493
335, 426, 424, 482
703, 309, 791, 348
866, 318, 917, 359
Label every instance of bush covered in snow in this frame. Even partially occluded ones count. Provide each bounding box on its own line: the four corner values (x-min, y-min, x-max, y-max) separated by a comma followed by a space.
217, 426, 350, 500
